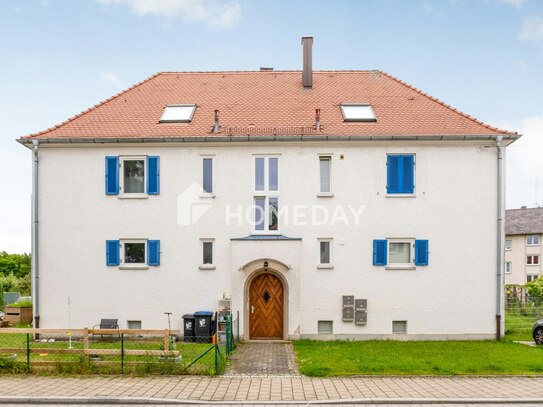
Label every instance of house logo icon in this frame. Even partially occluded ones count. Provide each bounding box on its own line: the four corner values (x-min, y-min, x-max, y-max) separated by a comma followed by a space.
177, 182, 213, 226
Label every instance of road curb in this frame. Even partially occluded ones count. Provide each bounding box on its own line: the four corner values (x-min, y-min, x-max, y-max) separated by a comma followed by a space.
2, 397, 543, 405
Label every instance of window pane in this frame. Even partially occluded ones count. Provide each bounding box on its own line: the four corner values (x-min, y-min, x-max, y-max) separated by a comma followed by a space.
269, 197, 278, 231
320, 241, 330, 264
160, 105, 196, 122
125, 243, 145, 264
320, 157, 330, 193
389, 242, 410, 264
255, 158, 265, 191
255, 197, 265, 231
269, 158, 278, 191
123, 160, 145, 193
203, 158, 213, 193
505, 240, 512, 250
203, 242, 213, 264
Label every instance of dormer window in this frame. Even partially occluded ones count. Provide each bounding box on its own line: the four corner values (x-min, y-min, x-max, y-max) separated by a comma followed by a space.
159, 104, 196, 123
340, 103, 376, 122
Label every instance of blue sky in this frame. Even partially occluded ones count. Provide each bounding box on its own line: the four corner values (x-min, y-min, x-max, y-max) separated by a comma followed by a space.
1, 0, 542, 253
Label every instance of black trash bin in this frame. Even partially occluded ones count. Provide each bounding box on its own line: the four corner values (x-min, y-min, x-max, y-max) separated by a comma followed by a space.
182, 313, 195, 343
194, 311, 214, 343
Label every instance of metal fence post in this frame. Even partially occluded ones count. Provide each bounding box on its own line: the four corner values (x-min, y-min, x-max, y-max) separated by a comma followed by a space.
225, 315, 232, 356
214, 344, 218, 374
121, 333, 124, 374
237, 310, 239, 344
26, 333, 30, 371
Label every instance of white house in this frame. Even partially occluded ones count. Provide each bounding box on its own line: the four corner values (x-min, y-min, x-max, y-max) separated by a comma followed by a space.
19, 37, 519, 340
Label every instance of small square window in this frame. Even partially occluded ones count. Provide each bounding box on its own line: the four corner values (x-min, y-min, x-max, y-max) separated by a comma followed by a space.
505, 239, 512, 251
123, 241, 146, 264
527, 235, 540, 246
159, 104, 196, 123
389, 241, 412, 264
527, 255, 540, 265
505, 261, 512, 274
340, 103, 376, 122
127, 320, 142, 330
392, 320, 407, 334
318, 320, 333, 334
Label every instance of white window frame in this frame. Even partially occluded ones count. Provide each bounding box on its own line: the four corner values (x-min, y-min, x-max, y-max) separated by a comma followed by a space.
386, 238, 415, 270
527, 255, 540, 266
340, 103, 376, 122
119, 156, 147, 198
505, 239, 512, 251
527, 235, 540, 246
159, 104, 196, 123
201, 154, 215, 197
505, 261, 512, 274
252, 155, 280, 234
527, 274, 539, 283
199, 238, 216, 270
318, 154, 333, 197
120, 239, 148, 270
317, 238, 333, 269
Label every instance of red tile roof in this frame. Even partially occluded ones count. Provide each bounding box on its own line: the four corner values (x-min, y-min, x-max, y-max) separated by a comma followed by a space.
23, 70, 516, 140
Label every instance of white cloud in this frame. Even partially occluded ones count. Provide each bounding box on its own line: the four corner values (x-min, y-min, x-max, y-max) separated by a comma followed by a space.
97, 0, 241, 29
518, 15, 543, 41
501, 115, 543, 208
99, 71, 122, 89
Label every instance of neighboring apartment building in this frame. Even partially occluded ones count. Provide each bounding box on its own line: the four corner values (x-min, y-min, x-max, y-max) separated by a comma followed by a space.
505, 207, 543, 285
18, 37, 519, 340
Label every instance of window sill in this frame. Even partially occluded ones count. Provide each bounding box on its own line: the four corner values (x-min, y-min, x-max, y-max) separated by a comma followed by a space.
526, 264, 541, 267
118, 194, 149, 199
199, 265, 216, 270
317, 192, 334, 198
385, 193, 416, 198
199, 193, 216, 198
317, 264, 334, 270
385, 265, 416, 271
119, 265, 149, 270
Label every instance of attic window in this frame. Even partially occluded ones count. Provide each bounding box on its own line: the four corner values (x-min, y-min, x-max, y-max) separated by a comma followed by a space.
160, 104, 196, 123
340, 103, 376, 122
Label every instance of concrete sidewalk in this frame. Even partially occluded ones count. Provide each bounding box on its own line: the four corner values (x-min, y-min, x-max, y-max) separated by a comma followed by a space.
1, 376, 543, 404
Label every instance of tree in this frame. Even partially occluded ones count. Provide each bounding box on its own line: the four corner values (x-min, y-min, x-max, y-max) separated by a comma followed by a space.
0, 252, 31, 278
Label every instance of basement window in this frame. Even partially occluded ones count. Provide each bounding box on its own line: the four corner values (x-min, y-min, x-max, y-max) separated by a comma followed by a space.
160, 104, 196, 123
318, 321, 333, 334
392, 320, 407, 334
340, 103, 376, 122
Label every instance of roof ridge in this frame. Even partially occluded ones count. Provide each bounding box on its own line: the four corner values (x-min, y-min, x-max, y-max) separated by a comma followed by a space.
24, 72, 162, 139
379, 70, 517, 136
158, 70, 381, 75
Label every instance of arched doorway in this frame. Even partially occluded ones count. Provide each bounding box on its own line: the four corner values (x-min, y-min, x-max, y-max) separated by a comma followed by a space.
249, 273, 284, 339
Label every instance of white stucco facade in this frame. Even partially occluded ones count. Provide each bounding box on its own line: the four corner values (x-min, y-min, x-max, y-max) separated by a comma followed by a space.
33, 140, 502, 339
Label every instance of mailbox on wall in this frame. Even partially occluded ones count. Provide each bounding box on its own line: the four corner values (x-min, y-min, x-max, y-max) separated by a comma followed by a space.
342, 296, 354, 308
342, 307, 354, 322
355, 311, 367, 325
355, 299, 367, 311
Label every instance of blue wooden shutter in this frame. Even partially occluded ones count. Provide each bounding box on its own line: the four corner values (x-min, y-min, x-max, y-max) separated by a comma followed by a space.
147, 240, 160, 266
373, 239, 387, 266
105, 156, 119, 195
414, 239, 429, 266
402, 155, 414, 193
387, 156, 400, 194
147, 156, 160, 195
106, 240, 120, 266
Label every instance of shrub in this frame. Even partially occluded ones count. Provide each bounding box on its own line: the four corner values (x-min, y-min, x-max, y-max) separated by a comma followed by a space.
7, 299, 32, 308
0, 273, 30, 296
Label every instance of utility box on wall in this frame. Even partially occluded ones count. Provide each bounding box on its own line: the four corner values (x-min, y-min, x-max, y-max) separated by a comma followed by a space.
342, 307, 354, 321
355, 310, 367, 325
355, 299, 367, 311
342, 296, 354, 307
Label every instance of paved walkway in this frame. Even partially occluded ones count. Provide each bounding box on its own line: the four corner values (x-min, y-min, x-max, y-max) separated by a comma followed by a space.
1, 376, 543, 403
226, 342, 299, 376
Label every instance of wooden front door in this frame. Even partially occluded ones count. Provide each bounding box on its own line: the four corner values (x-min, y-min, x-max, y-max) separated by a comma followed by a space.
249, 273, 284, 339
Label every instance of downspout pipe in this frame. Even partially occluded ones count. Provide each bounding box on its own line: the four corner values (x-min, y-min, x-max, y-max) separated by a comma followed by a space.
31, 140, 40, 329
496, 135, 504, 340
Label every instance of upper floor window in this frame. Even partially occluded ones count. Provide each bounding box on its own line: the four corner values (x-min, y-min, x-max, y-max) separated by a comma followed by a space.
105, 156, 159, 196
373, 238, 429, 267
202, 157, 213, 194
318, 238, 333, 269
159, 104, 196, 123
505, 261, 512, 274
319, 156, 331, 194
254, 156, 280, 232
505, 239, 512, 251
527, 235, 540, 246
527, 255, 540, 265
387, 154, 415, 195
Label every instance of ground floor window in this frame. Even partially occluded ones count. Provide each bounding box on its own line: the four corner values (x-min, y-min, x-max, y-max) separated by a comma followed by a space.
505, 261, 512, 274
527, 275, 540, 283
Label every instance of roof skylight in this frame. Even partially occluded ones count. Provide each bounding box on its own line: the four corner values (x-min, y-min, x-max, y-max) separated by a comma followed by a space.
340, 104, 376, 122
160, 104, 196, 123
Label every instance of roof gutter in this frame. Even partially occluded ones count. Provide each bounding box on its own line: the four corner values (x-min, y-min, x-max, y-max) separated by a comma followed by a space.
17, 133, 521, 146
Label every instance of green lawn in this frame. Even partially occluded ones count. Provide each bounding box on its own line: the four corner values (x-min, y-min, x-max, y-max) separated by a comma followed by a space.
293, 340, 543, 377
505, 314, 536, 341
